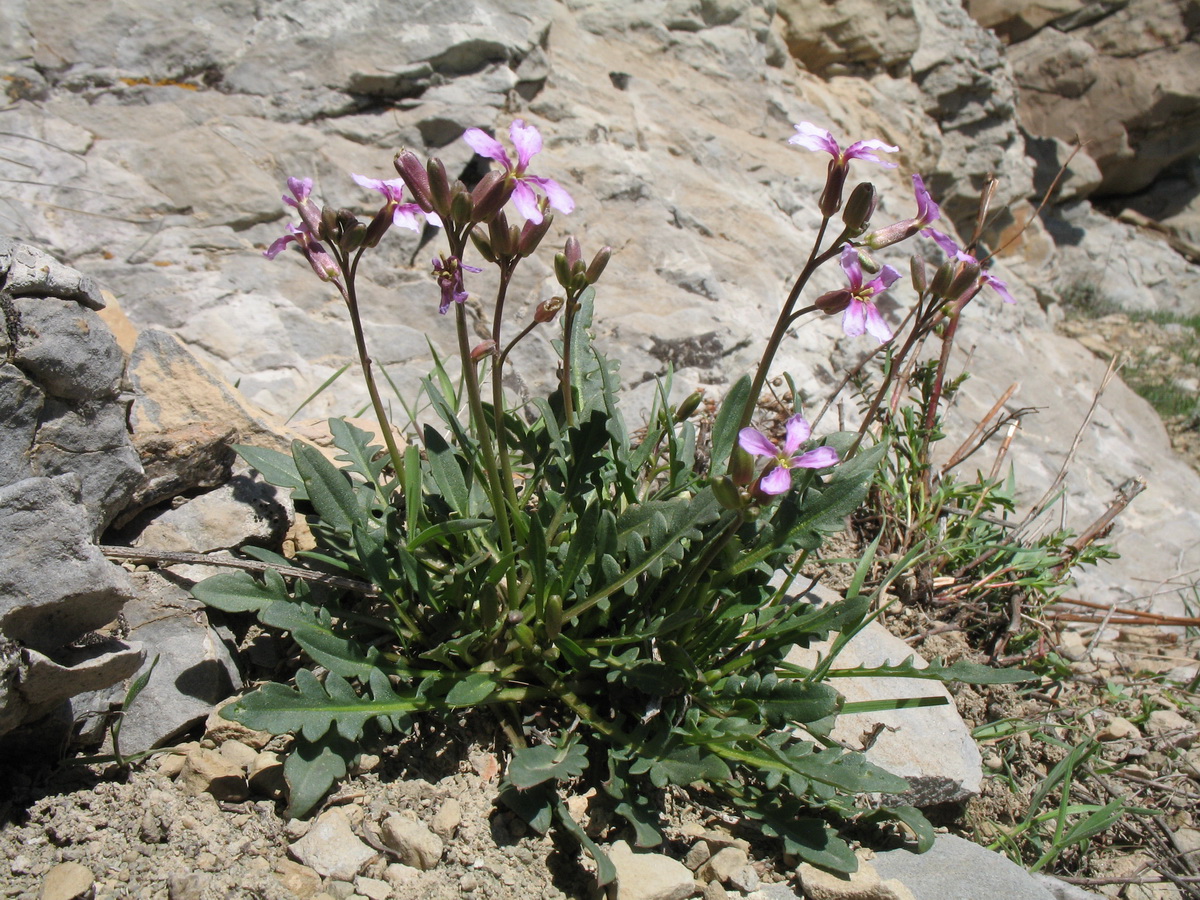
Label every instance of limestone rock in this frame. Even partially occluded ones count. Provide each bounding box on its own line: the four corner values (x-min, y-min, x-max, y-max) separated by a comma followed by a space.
133, 471, 292, 554
178, 746, 249, 802
873, 834, 1057, 900
0, 238, 105, 309
775, 0, 919, 75
38, 861, 95, 900
71, 570, 241, 754
289, 808, 378, 881
381, 814, 444, 870
785, 586, 982, 806
274, 860, 322, 899
14, 296, 124, 400
117, 423, 237, 527
430, 797, 462, 839
605, 840, 696, 900
699, 847, 749, 885
1146, 709, 1196, 750
797, 858, 915, 900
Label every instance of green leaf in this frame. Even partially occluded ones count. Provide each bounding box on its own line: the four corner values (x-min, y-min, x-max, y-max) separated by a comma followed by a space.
407, 518, 490, 552
192, 570, 287, 613
329, 417, 388, 484
938, 660, 1035, 685
865, 805, 935, 853
507, 742, 589, 790
555, 800, 617, 886
711, 375, 751, 475
763, 816, 858, 873
629, 744, 731, 788
422, 425, 471, 514
235, 444, 306, 498
497, 782, 554, 834
293, 439, 362, 535
283, 731, 357, 818
716, 674, 841, 726
444, 672, 498, 707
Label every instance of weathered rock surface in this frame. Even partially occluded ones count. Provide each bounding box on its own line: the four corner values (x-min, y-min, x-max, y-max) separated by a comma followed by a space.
606, 839, 697, 900
785, 587, 982, 807
872, 834, 1060, 900
288, 808, 378, 881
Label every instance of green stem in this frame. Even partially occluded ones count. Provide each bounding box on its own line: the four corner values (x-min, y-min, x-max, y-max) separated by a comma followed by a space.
334, 256, 405, 481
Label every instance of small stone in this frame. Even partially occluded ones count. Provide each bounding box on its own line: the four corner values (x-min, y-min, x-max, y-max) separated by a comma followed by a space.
248, 751, 286, 799
139, 810, 166, 844
353, 753, 382, 775
219, 739, 259, 771
1147, 710, 1196, 749
289, 808, 378, 880
205, 703, 273, 749
284, 818, 313, 841
606, 840, 695, 900
157, 744, 196, 778
685, 841, 712, 871
274, 860, 322, 899
702, 882, 728, 900
728, 865, 760, 893
166, 873, 208, 900
381, 814, 444, 870
324, 882, 356, 900
1058, 630, 1088, 661
39, 862, 94, 900
698, 830, 750, 853
354, 876, 393, 900
178, 746, 248, 801
798, 860, 915, 900
12, 855, 33, 875
431, 798, 462, 839
384, 863, 420, 888
1096, 716, 1140, 741
699, 847, 748, 884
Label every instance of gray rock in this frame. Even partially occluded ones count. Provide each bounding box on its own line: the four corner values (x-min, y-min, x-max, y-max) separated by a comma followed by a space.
73, 570, 242, 755
289, 808, 378, 881
785, 587, 982, 807
873, 834, 1056, 900
0, 475, 138, 653
381, 815, 444, 870
605, 840, 696, 900
38, 861, 96, 900
1031, 873, 1106, 900
14, 296, 124, 400
0, 238, 106, 309
133, 470, 293, 554
0, 364, 43, 485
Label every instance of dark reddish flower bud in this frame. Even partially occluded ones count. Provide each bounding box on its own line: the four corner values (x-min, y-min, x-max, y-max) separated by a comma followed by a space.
534, 296, 564, 323
585, 246, 612, 284
470, 170, 512, 224
394, 150, 434, 212
814, 288, 853, 315
488, 213, 515, 257
564, 236, 582, 269
426, 157, 452, 219
929, 260, 956, 299
518, 215, 553, 257
818, 159, 849, 218
944, 261, 982, 303
470, 339, 497, 361
842, 182, 877, 234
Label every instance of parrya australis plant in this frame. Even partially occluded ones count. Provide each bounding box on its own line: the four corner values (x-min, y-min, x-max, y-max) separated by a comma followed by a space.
193, 119, 1029, 880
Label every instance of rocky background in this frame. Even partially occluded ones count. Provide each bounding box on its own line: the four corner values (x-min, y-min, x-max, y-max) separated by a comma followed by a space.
1, 0, 1198, 730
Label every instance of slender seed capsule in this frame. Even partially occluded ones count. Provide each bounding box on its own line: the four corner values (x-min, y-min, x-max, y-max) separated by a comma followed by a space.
585, 246, 612, 284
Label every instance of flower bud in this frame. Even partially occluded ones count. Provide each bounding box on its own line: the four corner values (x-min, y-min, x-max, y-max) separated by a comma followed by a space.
320, 206, 339, 243
535, 296, 564, 323
554, 251, 571, 289
426, 157, 452, 219
929, 260, 956, 299
450, 184, 474, 226
944, 262, 982, 303
394, 150, 434, 212
470, 170, 511, 223
471, 339, 497, 361
585, 246, 612, 284
564, 236, 582, 269
519, 215, 553, 258
544, 595, 563, 642
470, 229, 497, 264
729, 445, 755, 486
854, 247, 880, 275
362, 206, 393, 248
712, 475, 743, 510
814, 288, 853, 315
305, 242, 342, 282
571, 271, 590, 293
910, 255, 927, 294
513, 623, 537, 652
674, 390, 703, 422
489, 213, 515, 257
842, 182, 877, 234
818, 159, 848, 218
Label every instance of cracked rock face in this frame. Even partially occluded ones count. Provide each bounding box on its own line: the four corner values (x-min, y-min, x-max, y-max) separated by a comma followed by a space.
0, 241, 144, 739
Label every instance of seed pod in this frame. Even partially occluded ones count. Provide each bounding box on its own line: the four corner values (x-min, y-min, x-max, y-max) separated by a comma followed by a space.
585, 246, 612, 284
544, 595, 563, 642
910, 255, 928, 294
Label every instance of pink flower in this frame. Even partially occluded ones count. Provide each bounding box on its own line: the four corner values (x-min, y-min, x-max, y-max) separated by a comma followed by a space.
463, 119, 574, 224
432, 255, 482, 315
282, 176, 323, 236
788, 122, 899, 169
865, 174, 941, 249
738, 415, 840, 495
838, 245, 901, 343
351, 173, 442, 230
264, 222, 341, 282
926, 229, 1015, 304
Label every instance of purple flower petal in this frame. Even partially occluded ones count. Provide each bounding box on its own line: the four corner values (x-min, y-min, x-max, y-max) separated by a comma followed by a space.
983, 273, 1016, 304
788, 122, 840, 156
510, 181, 544, 224
839, 244, 864, 291
782, 415, 812, 456
264, 232, 297, 259
391, 204, 424, 231
870, 265, 902, 292
863, 302, 893, 343
528, 176, 575, 214
844, 139, 899, 167
912, 174, 939, 225
843, 299, 868, 337
759, 466, 794, 495
285, 177, 312, 203
738, 427, 779, 459
792, 446, 839, 469
463, 128, 512, 169
509, 118, 542, 171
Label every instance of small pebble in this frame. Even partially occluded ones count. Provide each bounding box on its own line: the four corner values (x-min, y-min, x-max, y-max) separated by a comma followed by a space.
39, 862, 94, 900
